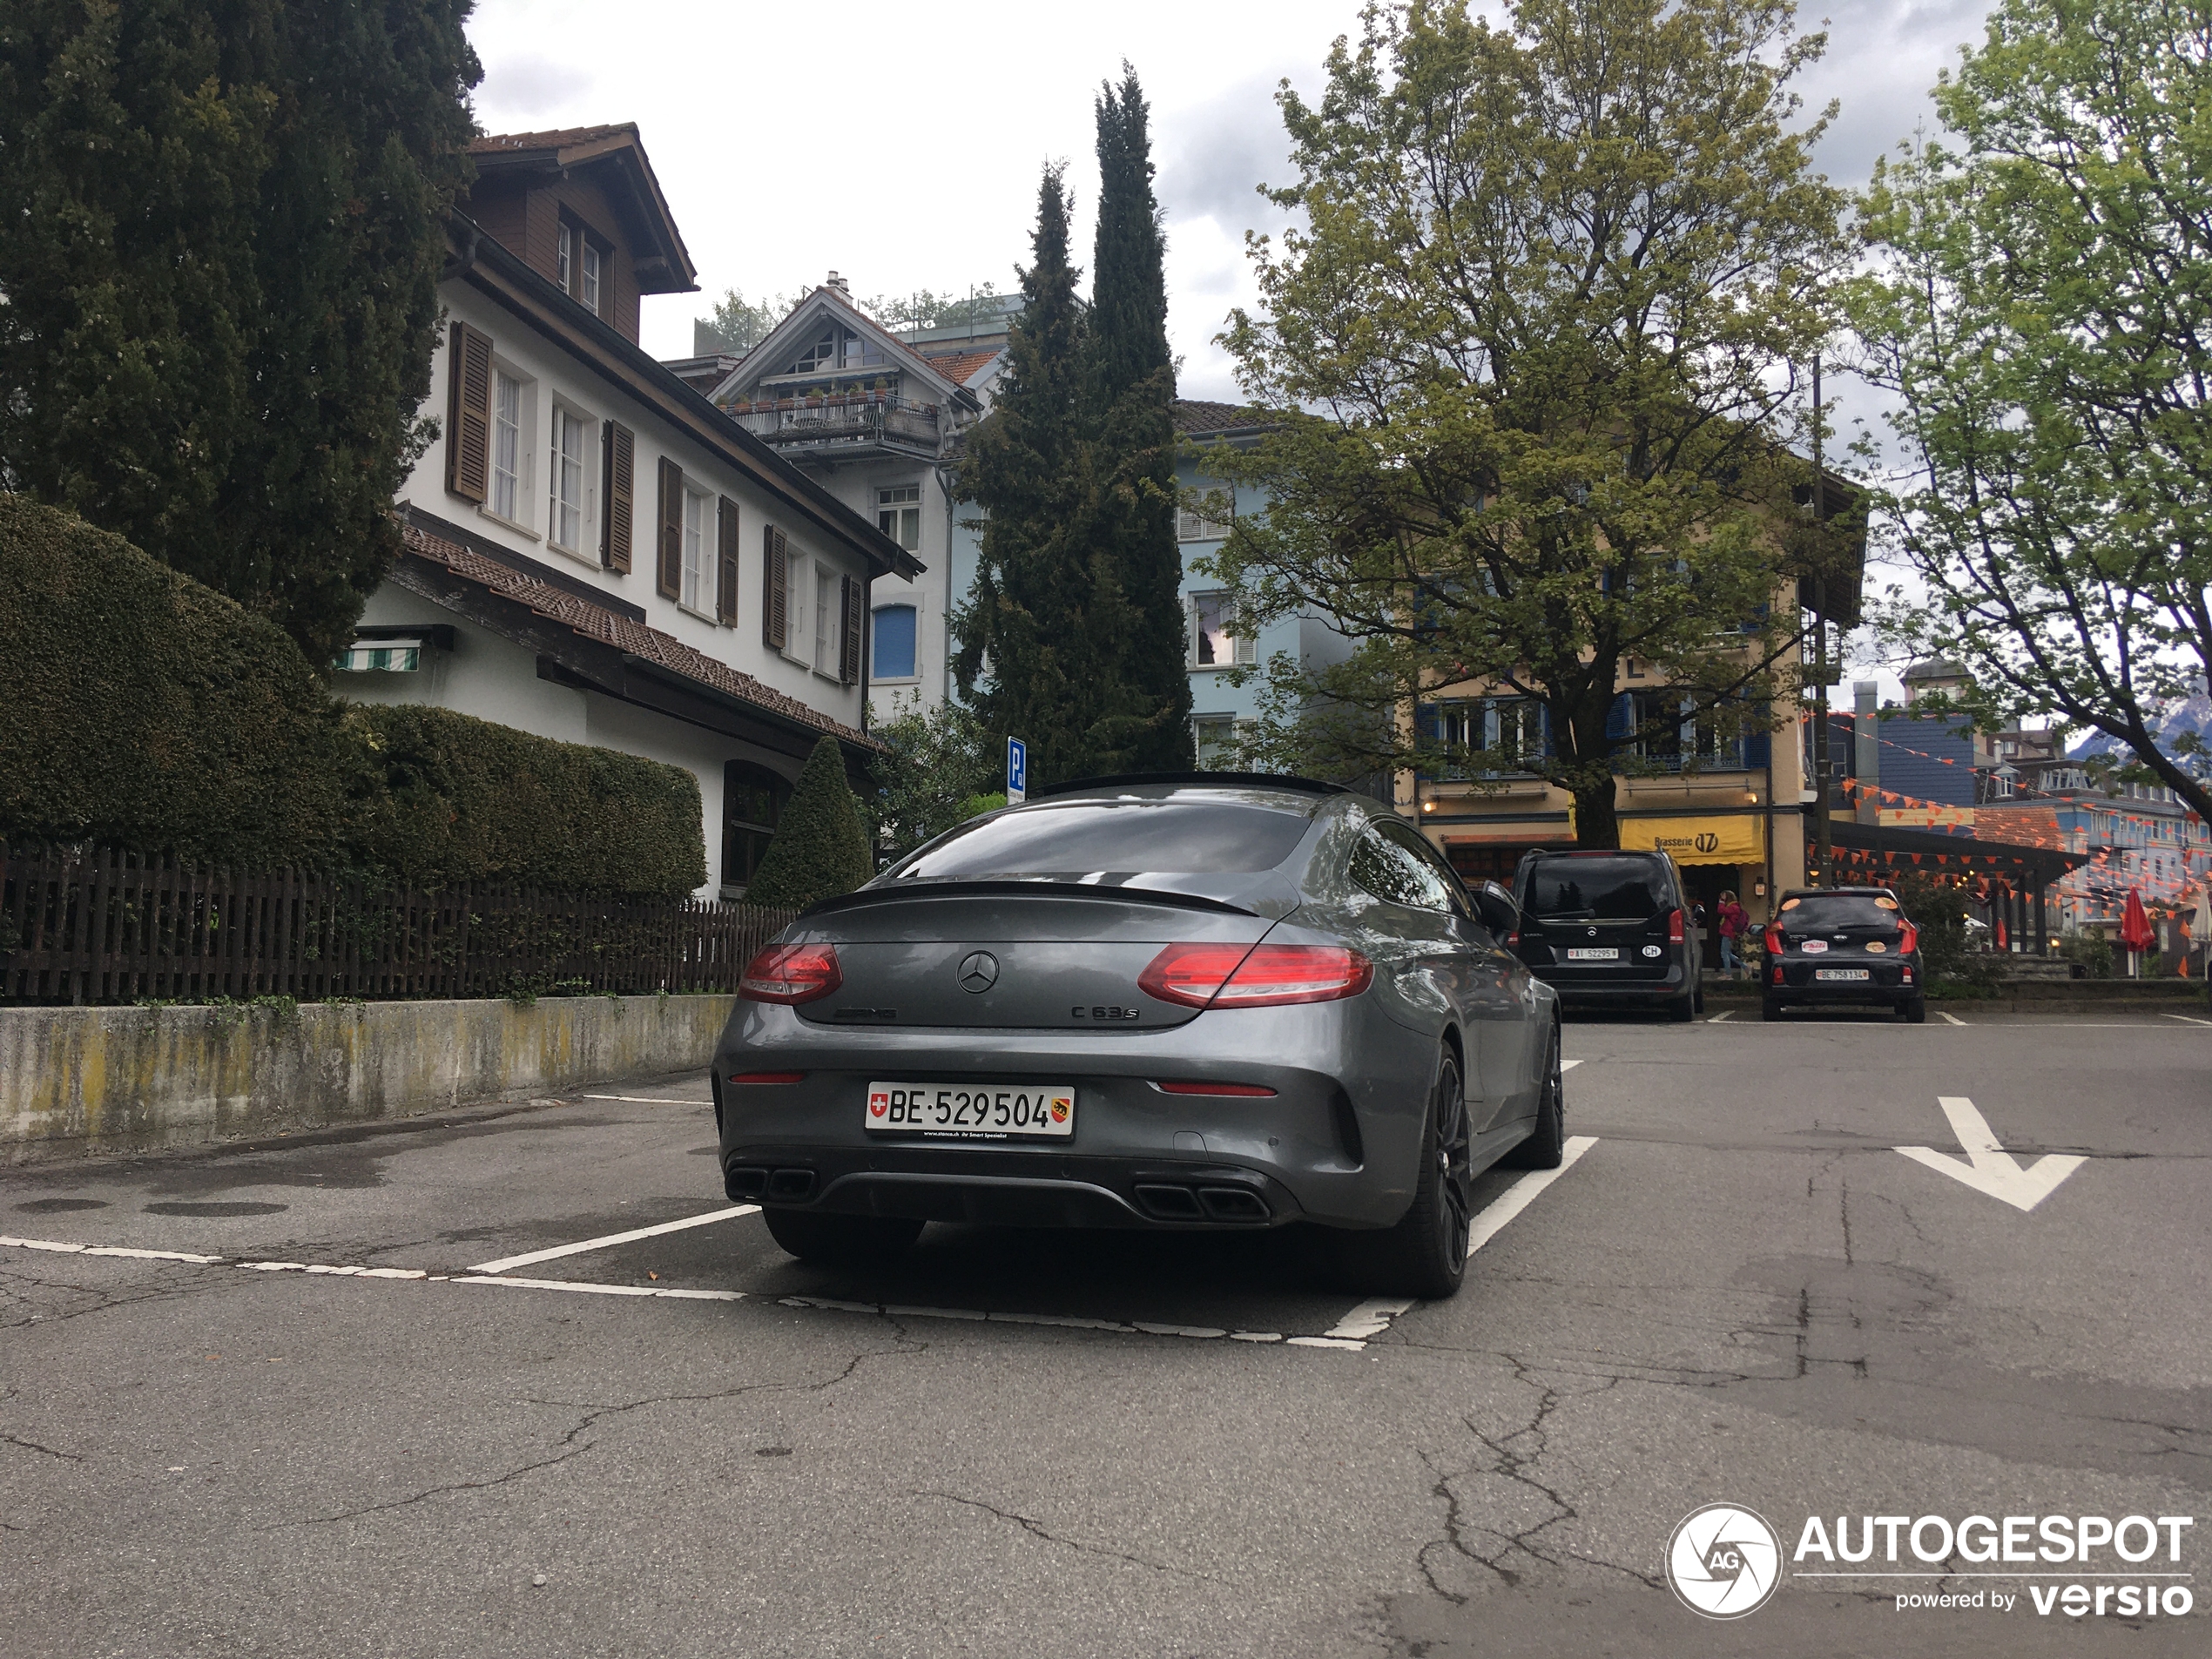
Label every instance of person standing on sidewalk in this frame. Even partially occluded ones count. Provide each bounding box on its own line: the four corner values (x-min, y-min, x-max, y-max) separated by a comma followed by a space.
1717, 890, 1750, 978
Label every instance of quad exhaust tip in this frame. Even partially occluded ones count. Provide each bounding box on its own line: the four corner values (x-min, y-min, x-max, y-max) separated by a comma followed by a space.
1134, 1184, 1271, 1224
726, 1166, 816, 1203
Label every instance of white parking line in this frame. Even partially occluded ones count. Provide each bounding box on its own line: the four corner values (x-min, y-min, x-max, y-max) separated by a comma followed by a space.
1707, 1010, 1733, 1022
1559, 1059, 1583, 1072
467, 1205, 759, 1274
2161, 1012, 2212, 1027
581, 1094, 714, 1105
0, 1234, 225, 1264
1939, 1011, 1969, 1026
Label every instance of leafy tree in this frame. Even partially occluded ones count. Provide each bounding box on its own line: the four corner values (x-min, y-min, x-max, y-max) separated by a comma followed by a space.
1855, 0, 2212, 822
952, 164, 1103, 786
0, 0, 481, 665
863, 288, 1015, 335
745, 737, 872, 908
864, 691, 1000, 862
1211, 0, 1852, 845
696, 286, 801, 355
1087, 65, 1195, 772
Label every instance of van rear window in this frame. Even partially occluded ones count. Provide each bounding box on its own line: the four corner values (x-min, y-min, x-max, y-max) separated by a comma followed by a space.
1521, 858, 1669, 920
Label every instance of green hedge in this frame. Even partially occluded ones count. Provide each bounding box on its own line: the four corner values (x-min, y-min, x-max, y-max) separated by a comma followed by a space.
1, 497, 705, 896
0, 495, 350, 867
344, 704, 703, 896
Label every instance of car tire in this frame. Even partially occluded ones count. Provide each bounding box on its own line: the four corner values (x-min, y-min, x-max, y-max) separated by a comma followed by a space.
1694, 982, 1707, 1015
1669, 986, 1697, 1022
761, 1208, 924, 1268
1762, 995, 1787, 1022
1902, 996, 1927, 1024
1501, 1023, 1565, 1170
1359, 1048, 1472, 1299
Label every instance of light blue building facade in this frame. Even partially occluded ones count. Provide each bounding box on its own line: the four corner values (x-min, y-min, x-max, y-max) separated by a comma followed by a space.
939, 399, 1349, 760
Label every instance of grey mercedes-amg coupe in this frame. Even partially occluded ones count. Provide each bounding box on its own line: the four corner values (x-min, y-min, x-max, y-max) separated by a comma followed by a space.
711, 773, 1564, 1298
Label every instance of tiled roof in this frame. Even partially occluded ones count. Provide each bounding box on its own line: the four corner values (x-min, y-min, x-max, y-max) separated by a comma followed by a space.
1174, 399, 1272, 434
470, 125, 635, 154
919, 349, 1000, 388
399, 521, 879, 751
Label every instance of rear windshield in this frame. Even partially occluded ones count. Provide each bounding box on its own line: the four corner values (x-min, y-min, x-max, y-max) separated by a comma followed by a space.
891, 798, 1313, 880
1779, 894, 1903, 932
1521, 857, 1670, 920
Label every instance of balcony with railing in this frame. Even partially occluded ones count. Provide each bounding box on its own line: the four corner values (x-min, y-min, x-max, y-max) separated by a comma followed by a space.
721, 390, 943, 457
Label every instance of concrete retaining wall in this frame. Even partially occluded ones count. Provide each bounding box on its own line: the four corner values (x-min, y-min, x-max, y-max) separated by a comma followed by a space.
0, 995, 735, 1161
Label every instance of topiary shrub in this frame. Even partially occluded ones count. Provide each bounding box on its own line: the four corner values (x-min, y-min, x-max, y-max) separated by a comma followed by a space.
745, 735, 871, 908
341, 705, 705, 897
0, 495, 348, 867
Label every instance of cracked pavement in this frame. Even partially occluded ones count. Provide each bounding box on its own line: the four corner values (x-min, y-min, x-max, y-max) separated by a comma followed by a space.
1, 1014, 2207, 1656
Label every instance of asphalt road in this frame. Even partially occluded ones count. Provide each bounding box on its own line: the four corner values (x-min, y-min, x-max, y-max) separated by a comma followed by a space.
3, 1008, 2207, 1657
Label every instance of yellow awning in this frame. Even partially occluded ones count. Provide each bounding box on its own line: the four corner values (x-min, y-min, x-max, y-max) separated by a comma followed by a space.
1620, 814, 1766, 865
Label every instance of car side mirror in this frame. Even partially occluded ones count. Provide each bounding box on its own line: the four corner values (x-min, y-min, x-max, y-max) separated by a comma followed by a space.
1473, 880, 1520, 941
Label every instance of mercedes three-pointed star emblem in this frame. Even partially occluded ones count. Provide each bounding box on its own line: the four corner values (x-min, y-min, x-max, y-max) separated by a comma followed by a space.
956, 950, 1000, 994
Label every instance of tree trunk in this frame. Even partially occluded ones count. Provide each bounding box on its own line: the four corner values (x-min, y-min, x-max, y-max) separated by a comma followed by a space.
1572, 776, 1621, 849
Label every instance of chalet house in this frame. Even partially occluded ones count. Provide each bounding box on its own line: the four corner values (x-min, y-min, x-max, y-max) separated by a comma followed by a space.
695, 285, 1014, 712
341, 126, 921, 898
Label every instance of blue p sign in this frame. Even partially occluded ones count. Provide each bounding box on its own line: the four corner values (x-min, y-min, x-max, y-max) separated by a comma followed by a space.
1007, 737, 1027, 803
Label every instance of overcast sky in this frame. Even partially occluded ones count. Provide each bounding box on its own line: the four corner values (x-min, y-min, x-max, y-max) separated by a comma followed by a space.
468, 0, 2000, 692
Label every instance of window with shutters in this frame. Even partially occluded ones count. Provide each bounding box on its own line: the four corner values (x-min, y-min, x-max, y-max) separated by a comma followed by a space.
877, 484, 922, 551
873, 604, 918, 680
485, 367, 536, 529
813, 565, 835, 671
840, 576, 863, 685
680, 485, 712, 615
547, 403, 593, 555
716, 497, 739, 626
656, 456, 684, 601
1189, 591, 1254, 668
557, 219, 607, 318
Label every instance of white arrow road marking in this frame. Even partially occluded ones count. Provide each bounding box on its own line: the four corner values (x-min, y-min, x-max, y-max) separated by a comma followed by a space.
1894, 1096, 2086, 1212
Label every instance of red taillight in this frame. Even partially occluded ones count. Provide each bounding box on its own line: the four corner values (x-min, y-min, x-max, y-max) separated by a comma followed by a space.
730, 1070, 806, 1085
1668, 907, 1685, 944
1138, 942, 1374, 1009
1154, 1080, 1278, 1097
1764, 924, 1784, 955
738, 944, 842, 1004
1898, 923, 1919, 954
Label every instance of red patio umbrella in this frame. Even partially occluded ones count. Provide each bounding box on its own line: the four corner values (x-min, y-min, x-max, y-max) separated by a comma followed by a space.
2121, 888, 2155, 954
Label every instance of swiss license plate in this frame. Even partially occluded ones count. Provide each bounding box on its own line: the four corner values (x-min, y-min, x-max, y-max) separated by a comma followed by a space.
865, 1081, 1075, 1139
1565, 948, 1620, 962
1815, 968, 1871, 982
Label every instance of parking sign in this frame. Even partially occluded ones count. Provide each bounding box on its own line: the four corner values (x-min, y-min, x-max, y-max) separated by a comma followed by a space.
1006, 737, 1027, 804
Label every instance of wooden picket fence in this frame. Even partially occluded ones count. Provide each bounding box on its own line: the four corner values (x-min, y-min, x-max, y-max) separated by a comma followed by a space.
0, 843, 798, 1006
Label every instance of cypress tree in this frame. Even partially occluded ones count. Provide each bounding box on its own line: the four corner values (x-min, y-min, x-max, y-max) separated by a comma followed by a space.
0, 1, 480, 665
1087, 65, 1193, 772
952, 165, 1102, 786
745, 737, 872, 909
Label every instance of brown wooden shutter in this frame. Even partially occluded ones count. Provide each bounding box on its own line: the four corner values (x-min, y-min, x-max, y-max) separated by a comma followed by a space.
840, 575, 864, 685
763, 525, 788, 650
716, 496, 739, 625
444, 321, 494, 502
656, 456, 683, 601
601, 421, 634, 572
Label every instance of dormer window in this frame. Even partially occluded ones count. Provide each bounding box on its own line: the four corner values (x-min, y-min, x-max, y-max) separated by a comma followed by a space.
556, 219, 604, 317
786, 322, 884, 375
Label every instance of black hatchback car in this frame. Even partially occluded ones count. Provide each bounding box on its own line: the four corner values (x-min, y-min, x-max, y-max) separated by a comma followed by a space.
1762, 887, 1926, 1022
1510, 848, 1703, 1021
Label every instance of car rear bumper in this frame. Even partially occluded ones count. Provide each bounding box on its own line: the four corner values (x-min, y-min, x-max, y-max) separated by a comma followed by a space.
711, 1000, 1434, 1231
1531, 965, 1689, 1007
1770, 962, 1919, 1004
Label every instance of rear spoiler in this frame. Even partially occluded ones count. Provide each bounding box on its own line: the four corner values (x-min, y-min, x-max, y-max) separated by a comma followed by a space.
797, 879, 1259, 922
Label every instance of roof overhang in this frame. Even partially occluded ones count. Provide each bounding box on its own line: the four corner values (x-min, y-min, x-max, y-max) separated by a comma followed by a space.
710, 287, 982, 410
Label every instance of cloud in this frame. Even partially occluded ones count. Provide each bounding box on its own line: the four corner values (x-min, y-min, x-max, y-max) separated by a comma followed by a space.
475, 51, 594, 124
1157, 73, 1301, 236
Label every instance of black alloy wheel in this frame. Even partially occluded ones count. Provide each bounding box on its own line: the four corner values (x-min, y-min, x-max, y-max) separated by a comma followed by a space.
762, 1208, 925, 1268
1361, 1049, 1472, 1298
1502, 1022, 1565, 1170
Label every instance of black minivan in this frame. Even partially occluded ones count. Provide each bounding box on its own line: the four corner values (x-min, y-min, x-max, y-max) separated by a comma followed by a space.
1511, 849, 1703, 1021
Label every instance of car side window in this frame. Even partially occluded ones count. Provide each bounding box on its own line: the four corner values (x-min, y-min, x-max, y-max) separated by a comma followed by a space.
1350, 826, 1452, 912
1378, 819, 1473, 918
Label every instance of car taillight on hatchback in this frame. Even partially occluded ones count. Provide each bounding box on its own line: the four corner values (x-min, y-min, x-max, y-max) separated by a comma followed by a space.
1138, 942, 1374, 1008
738, 943, 842, 1003
1764, 924, 1784, 955
1898, 922, 1919, 954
